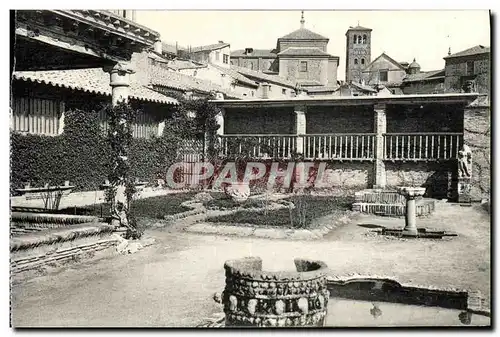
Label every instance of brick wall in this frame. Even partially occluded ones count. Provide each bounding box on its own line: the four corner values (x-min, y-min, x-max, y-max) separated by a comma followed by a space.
278, 40, 328, 53
464, 107, 490, 200
444, 54, 490, 93
224, 107, 295, 134
279, 58, 329, 85
319, 162, 373, 189
386, 104, 463, 133
401, 80, 445, 95
327, 59, 339, 85
386, 161, 453, 198
306, 106, 374, 133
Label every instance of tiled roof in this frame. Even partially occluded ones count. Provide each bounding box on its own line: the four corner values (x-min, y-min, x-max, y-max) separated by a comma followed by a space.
167, 59, 207, 71
305, 86, 340, 93
231, 49, 277, 58
210, 64, 259, 88
444, 45, 490, 59
403, 69, 445, 83
191, 42, 230, 53
162, 42, 187, 55
351, 81, 378, 93
149, 65, 243, 99
364, 52, 405, 71
346, 25, 372, 32
279, 28, 328, 40
277, 47, 332, 57
231, 65, 297, 88
12, 69, 177, 104
297, 80, 322, 86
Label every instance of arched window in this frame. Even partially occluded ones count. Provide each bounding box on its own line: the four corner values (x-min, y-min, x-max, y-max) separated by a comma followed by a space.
361, 58, 365, 65
354, 58, 358, 65
358, 35, 362, 44
353, 35, 357, 44
363, 35, 367, 44
249, 62, 254, 70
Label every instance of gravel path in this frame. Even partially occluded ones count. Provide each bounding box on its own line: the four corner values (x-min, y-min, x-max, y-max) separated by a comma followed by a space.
10, 203, 490, 327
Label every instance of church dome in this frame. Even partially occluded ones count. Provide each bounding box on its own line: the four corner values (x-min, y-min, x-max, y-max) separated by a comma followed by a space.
408, 58, 421, 69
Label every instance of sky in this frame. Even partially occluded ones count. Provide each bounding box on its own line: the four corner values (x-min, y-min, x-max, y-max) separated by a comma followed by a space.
135, 10, 490, 81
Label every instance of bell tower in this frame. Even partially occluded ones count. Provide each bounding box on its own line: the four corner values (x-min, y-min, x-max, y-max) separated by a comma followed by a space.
345, 24, 372, 83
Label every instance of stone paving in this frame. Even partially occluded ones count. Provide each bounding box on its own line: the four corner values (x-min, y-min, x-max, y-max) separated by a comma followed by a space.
10, 202, 490, 327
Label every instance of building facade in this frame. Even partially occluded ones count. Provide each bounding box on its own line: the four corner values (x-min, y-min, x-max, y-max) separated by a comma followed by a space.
189, 42, 231, 69
443, 45, 490, 94
231, 12, 339, 89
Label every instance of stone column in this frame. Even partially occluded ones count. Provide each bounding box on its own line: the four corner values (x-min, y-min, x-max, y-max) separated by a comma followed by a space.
295, 105, 307, 156
108, 62, 135, 107
57, 102, 65, 135
216, 108, 225, 136
157, 121, 165, 137
105, 62, 135, 213
398, 187, 426, 237
374, 103, 387, 188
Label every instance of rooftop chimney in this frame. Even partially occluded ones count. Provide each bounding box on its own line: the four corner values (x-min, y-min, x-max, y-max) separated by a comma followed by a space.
245, 48, 254, 55
218, 40, 224, 44
153, 40, 162, 54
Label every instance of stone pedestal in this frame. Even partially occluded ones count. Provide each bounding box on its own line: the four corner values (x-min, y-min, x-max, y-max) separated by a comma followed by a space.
397, 187, 426, 237
220, 257, 329, 327
457, 177, 472, 203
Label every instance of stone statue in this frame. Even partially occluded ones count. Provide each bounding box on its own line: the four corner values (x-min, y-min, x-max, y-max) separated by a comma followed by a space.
458, 144, 472, 178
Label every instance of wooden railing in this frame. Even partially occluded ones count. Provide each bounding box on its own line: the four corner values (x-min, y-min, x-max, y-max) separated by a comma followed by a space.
218, 133, 463, 162
384, 133, 463, 161
219, 134, 297, 159
303, 134, 376, 160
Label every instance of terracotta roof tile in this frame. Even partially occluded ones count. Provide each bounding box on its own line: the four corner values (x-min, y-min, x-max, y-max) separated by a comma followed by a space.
403, 69, 445, 83
13, 69, 177, 104
210, 64, 259, 87
149, 65, 243, 99
306, 86, 340, 93
191, 42, 230, 53
279, 28, 328, 40
231, 49, 277, 58
277, 47, 333, 57
231, 65, 297, 88
167, 59, 207, 71
444, 45, 490, 59
297, 80, 322, 86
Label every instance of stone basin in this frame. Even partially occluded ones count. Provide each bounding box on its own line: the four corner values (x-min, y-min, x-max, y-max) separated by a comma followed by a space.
221, 257, 329, 327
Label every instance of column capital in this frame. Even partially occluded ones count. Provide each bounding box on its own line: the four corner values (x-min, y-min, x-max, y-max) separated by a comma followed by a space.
374, 103, 386, 111
294, 104, 307, 114
103, 62, 136, 76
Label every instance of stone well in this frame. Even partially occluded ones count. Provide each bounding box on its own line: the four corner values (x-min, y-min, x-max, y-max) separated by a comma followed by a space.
221, 257, 329, 327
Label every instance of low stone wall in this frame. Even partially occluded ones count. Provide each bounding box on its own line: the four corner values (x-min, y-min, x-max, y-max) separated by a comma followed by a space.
10, 223, 118, 275
11, 237, 118, 275
352, 189, 435, 217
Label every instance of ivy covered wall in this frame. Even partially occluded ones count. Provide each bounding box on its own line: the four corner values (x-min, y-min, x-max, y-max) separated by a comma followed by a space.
10, 108, 178, 193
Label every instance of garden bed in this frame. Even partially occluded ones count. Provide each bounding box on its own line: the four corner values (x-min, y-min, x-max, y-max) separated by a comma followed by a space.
55, 192, 196, 219
206, 195, 354, 229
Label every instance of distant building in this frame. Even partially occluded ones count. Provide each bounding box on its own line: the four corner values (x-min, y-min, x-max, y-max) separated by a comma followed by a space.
188, 42, 231, 68
443, 45, 490, 94
345, 25, 372, 84
231, 12, 339, 89
360, 53, 407, 86
230, 48, 278, 73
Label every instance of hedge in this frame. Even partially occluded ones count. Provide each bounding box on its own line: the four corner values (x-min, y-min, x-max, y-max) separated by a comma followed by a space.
10, 108, 178, 193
